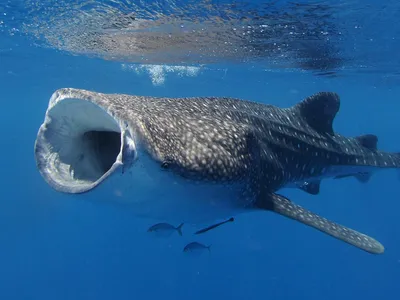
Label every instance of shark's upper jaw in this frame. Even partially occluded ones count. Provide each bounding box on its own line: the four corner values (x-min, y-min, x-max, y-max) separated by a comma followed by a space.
34, 94, 137, 194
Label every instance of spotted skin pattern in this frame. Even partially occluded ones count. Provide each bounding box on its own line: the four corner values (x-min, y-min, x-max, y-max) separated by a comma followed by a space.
258, 194, 383, 254
45, 89, 400, 254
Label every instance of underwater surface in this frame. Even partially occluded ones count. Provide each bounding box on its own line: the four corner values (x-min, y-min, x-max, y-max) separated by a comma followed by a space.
1, 0, 400, 299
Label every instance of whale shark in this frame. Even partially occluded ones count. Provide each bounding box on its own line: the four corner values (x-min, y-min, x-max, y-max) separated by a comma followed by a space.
34, 88, 400, 254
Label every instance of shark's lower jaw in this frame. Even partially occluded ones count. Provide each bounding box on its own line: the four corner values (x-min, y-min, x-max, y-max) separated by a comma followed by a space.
34, 93, 133, 194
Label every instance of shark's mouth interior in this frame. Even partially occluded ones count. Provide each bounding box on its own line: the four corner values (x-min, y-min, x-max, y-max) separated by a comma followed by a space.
35, 97, 124, 193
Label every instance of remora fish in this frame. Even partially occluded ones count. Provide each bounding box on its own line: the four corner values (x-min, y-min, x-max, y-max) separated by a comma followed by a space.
195, 217, 234, 235
34, 88, 400, 254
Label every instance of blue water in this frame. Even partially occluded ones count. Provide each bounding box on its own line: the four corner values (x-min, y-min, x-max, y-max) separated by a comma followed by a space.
1, 1, 400, 299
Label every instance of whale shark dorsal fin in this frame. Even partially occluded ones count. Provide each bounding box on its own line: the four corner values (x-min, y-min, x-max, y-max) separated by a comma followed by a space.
295, 92, 340, 136
255, 193, 384, 254
355, 134, 378, 151
297, 180, 321, 195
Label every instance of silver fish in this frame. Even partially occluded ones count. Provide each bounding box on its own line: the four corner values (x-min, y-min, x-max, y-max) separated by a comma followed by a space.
147, 222, 184, 237
183, 242, 211, 253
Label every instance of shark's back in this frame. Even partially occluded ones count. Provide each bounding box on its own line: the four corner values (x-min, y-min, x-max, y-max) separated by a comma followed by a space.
111, 92, 400, 190
113, 95, 279, 183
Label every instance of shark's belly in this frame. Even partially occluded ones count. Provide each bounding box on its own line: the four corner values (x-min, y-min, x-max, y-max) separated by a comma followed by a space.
81, 161, 251, 225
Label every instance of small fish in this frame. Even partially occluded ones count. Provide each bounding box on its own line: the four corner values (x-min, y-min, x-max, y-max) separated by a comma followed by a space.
147, 222, 184, 237
195, 217, 234, 235
183, 242, 211, 253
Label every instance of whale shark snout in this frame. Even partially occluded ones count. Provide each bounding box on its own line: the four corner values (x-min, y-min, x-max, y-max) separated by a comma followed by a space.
34, 90, 137, 194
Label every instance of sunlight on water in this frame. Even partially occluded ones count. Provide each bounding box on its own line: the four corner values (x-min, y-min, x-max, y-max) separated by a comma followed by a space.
7, 0, 344, 70
0, 0, 393, 77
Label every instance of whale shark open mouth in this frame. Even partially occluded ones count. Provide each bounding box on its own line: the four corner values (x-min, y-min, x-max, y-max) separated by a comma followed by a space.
34, 90, 130, 194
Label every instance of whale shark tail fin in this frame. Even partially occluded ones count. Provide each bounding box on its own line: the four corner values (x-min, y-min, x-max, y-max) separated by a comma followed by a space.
396, 152, 400, 181
176, 223, 184, 236
256, 193, 384, 255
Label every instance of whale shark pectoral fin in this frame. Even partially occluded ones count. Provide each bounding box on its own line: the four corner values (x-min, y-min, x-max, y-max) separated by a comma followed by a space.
255, 193, 384, 254
297, 180, 321, 195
